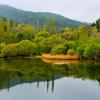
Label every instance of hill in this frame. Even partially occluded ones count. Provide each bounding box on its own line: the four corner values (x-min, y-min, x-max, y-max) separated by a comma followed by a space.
0, 5, 86, 28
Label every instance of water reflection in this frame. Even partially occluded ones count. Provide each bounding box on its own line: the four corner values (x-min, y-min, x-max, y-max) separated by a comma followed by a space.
0, 58, 100, 92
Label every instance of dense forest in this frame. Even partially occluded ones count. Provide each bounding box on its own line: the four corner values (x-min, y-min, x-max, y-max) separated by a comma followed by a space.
0, 16, 100, 60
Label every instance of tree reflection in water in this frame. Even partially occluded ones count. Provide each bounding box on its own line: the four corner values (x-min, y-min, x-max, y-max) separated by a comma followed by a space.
0, 58, 100, 92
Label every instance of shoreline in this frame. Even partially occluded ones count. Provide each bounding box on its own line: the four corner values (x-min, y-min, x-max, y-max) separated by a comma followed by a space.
41, 54, 100, 62
0, 54, 100, 62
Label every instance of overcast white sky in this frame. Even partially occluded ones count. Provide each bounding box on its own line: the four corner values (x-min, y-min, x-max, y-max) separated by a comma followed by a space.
0, 0, 100, 22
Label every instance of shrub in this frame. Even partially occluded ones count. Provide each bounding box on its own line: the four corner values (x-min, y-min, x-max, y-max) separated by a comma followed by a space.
1, 44, 17, 57
0, 43, 6, 53
64, 41, 77, 50
77, 46, 85, 59
51, 44, 65, 54
84, 43, 100, 59
16, 40, 36, 56
1, 40, 36, 57
67, 49, 76, 55
36, 31, 50, 37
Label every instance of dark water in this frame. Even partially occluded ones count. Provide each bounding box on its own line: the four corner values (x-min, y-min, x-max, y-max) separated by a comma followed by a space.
0, 58, 100, 100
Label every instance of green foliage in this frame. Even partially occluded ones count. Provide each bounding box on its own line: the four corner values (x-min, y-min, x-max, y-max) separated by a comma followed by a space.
7, 17, 10, 32
0, 16, 99, 60
1, 40, 36, 57
61, 27, 78, 40
84, 43, 100, 59
36, 31, 50, 38
45, 18, 50, 32
0, 18, 4, 32
0, 43, 6, 53
67, 49, 76, 55
41, 35, 63, 53
15, 24, 35, 42
96, 18, 100, 32
1, 44, 17, 57
0, 5, 84, 29
16, 40, 36, 56
63, 41, 77, 50
51, 16, 56, 33
77, 46, 85, 59
51, 44, 65, 54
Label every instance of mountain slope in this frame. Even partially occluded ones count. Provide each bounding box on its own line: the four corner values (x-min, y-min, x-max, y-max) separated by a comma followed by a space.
0, 5, 86, 28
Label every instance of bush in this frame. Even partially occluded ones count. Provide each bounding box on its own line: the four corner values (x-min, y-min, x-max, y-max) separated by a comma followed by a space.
1, 44, 17, 57
16, 40, 36, 56
64, 41, 77, 50
77, 46, 85, 59
1, 40, 36, 57
51, 44, 65, 54
36, 31, 50, 38
41, 35, 64, 53
0, 43, 6, 53
67, 49, 76, 55
84, 43, 100, 59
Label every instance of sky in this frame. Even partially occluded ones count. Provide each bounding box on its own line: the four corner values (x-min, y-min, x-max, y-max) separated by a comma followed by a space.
0, 0, 100, 22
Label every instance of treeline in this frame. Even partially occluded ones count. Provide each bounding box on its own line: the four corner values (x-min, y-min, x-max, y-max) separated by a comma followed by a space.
91, 18, 100, 32
0, 17, 100, 60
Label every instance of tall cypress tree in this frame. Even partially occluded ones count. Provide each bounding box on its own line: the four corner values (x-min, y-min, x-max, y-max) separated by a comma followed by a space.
0, 18, 4, 33
51, 16, 56, 34
36, 21, 40, 32
7, 17, 10, 32
96, 18, 100, 32
12, 20, 16, 32
45, 18, 50, 32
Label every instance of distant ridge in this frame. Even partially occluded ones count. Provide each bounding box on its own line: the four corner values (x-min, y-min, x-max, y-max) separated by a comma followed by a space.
0, 5, 87, 28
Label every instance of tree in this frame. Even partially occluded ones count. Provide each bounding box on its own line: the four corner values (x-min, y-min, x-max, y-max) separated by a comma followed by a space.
16, 24, 35, 42
84, 43, 100, 59
0, 43, 6, 53
96, 18, 100, 32
7, 17, 11, 32
0, 18, 4, 33
51, 16, 56, 34
35, 21, 40, 32
45, 18, 50, 32
77, 46, 85, 59
12, 20, 16, 32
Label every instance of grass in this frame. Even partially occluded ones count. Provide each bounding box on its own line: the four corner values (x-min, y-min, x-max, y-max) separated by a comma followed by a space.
42, 54, 79, 60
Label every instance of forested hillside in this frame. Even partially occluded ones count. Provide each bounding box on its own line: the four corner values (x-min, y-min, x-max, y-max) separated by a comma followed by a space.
0, 5, 86, 29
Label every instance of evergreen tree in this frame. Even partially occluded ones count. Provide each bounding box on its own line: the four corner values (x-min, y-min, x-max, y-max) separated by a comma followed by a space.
12, 20, 16, 32
0, 18, 4, 33
51, 16, 56, 34
36, 21, 40, 32
96, 18, 100, 32
45, 18, 50, 32
7, 17, 10, 32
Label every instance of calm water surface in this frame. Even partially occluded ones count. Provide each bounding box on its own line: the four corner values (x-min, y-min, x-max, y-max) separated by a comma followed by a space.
0, 58, 100, 100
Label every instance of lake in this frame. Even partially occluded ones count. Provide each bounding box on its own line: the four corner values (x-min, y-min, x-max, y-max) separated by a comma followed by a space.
0, 58, 100, 100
